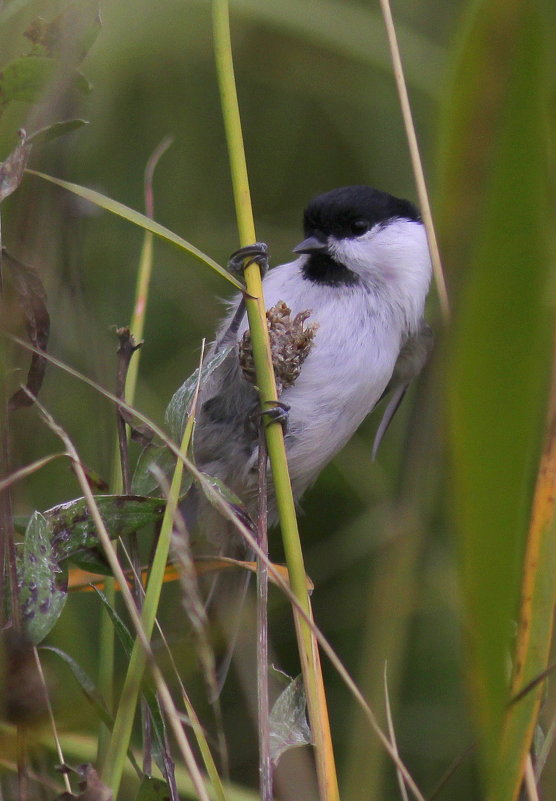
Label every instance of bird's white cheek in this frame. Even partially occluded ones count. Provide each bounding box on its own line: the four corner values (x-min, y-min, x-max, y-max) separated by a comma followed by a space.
328, 233, 376, 270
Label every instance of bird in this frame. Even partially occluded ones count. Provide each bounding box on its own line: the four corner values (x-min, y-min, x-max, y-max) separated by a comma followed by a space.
185, 185, 433, 550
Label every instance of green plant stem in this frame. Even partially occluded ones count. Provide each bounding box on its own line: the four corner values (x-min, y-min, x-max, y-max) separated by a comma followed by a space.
101, 414, 195, 795
98, 150, 163, 776
96, 577, 115, 766
212, 2, 339, 799
125, 231, 152, 404
98, 233, 153, 767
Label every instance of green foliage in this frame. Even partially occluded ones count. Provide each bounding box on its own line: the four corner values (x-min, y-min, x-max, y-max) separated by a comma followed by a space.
165, 343, 234, 441
40, 644, 115, 731
18, 512, 67, 644
135, 777, 172, 801
269, 673, 311, 766
44, 494, 165, 562
16, 495, 166, 641
439, 1, 552, 793
0, 0, 554, 799
0, 56, 91, 108
27, 170, 245, 289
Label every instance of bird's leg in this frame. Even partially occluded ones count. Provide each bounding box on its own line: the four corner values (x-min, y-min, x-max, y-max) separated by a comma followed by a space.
257, 400, 290, 430
227, 242, 270, 278
217, 245, 270, 350
229, 244, 290, 431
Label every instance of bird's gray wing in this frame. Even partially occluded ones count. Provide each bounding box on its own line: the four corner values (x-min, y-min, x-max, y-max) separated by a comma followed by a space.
371, 322, 433, 460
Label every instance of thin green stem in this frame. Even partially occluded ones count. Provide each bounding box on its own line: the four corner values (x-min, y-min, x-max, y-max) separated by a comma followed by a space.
212, 2, 339, 799
125, 231, 152, 404
101, 413, 196, 794
31, 395, 210, 801
98, 139, 171, 774
96, 577, 115, 766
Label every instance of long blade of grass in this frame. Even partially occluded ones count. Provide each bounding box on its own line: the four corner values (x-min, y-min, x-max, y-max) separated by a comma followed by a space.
492, 334, 556, 800
211, 2, 339, 799
383, 663, 409, 801
25, 169, 244, 290
378, 0, 449, 321
0, 453, 67, 492
441, 1, 552, 791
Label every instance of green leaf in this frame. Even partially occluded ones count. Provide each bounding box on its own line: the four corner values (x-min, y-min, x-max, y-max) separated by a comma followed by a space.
135, 777, 171, 801
165, 343, 234, 441
44, 494, 165, 563
68, 546, 111, 575
93, 587, 135, 653
0, 57, 91, 109
25, 170, 245, 290
18, 512, 67, 644
38, 645, 144, 778
131, 445, 178, 497
198, 472, 254, 533
440, 1, 552, 792
269, 673, 312, 766
40, 645, 112, 728
26, 118, 88, 146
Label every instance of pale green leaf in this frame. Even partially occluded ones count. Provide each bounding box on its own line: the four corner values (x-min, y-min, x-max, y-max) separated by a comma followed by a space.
165, 342, 234, 441
269, 673, 312, 766
25, 170, 244, 290
18, 512, 67, 644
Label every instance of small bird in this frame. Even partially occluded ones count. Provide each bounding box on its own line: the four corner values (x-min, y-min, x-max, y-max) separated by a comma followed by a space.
188, 185, 432, 548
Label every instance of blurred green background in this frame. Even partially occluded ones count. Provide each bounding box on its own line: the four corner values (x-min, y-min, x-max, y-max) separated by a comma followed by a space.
1, 0, 555, 799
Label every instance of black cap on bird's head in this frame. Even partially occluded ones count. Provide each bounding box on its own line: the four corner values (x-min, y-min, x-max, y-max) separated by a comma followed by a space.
293, 185, 421, 255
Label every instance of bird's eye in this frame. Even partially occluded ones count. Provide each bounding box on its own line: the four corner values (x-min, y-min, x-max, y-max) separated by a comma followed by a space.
350, 219, 370, 236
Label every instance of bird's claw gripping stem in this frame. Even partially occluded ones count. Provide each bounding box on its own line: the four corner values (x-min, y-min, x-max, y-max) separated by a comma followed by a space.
228, 242, 269, 278
252, 400, 290, 431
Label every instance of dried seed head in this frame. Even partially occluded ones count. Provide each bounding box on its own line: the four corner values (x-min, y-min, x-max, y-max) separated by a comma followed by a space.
239, 301, 318, 394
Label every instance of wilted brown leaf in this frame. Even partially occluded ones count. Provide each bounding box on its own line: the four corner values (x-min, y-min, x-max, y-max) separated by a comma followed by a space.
0, 134, 31, 202
4, 251, 50, 410
53, 764, 112, 800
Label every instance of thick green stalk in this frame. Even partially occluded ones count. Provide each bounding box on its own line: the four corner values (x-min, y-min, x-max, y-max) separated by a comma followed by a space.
212, 2, 339, 799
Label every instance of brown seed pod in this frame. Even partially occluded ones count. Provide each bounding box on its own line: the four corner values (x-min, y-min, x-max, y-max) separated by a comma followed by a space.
239, 301, 318, 394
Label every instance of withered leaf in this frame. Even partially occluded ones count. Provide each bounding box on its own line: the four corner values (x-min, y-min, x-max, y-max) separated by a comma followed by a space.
4, 250, 50, 410
24, 3, 101, 63
52, 764, 112, 800
118, 405, 154, 447
0, 134, 31, 202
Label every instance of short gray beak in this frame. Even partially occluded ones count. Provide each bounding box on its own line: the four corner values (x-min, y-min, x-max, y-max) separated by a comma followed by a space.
293, 235, 328, 255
